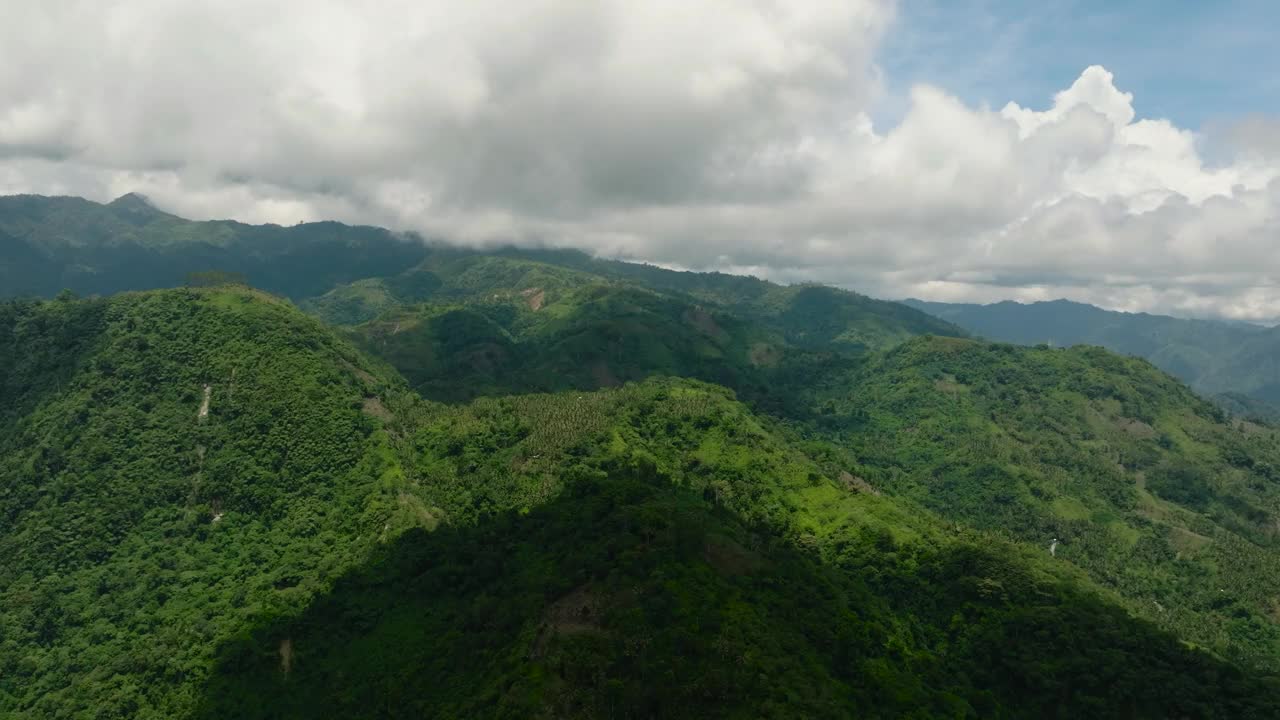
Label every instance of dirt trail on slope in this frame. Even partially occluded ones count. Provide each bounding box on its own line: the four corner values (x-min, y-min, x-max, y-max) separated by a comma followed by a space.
198, 384, 212, 421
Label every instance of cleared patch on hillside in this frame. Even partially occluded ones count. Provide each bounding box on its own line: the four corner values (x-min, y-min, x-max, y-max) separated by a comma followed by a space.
683, 306, 727, 343
343, 359, 377, 388
1168, 526, 1212, 558
521, 287, 546, 311
396, 493, 439, 531
934, 375, 967, 396
840, 471, 880, 496
531, 585, 606, 658
279, 637, 294, 675
748, 342, 781, 368
361, 397, 392, 421
1117, 417, 1156, 439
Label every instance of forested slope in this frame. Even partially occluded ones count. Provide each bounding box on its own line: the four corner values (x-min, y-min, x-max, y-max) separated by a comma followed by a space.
330, 272, 1280, 670
301, 249, 1280, 671
904, 298, 1280, 418
5, 194, 1280, 717
0, 194, 428, 298
304, 249, 962, 353
0, 288, 412, 716
304, 252, 963, 413
5, 289, 1279, 718
795, 336, 1280, 666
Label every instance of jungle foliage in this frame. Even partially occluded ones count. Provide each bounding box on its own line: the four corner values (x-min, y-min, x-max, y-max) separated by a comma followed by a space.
904, 298, 1280, 419
4, 204, 1280, 718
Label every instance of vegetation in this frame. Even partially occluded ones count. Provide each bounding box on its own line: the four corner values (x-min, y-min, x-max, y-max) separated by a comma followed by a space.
523, 247, 962, 351
0, 194, 428, 298
305, 248, 962, 352
304, 251, 961, 418
184, 270, 249, 288
905, 298, 1280, 419
786, 336, 1280, 668
342, 280, 783, 404
305, 250, 1280, 672
4, 289, 1280, 718
0, 288, 410, 716
4, 196, 1280, 717
199, 473, 1280, 720
306, 243, 1280, 674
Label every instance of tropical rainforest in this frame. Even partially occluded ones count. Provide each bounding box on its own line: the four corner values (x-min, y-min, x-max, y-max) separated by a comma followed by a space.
904, 298, 1280, 421
2, 194, 1280, 718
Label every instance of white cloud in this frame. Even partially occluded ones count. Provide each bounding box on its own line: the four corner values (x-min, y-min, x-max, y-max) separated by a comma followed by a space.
2, 2, 1279, 320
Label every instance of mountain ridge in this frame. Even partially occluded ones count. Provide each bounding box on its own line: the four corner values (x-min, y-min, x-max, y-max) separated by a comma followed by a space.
0, 193, 431, 298
5, 195, 1280, 717
5, 287, 1279, 718
904, 297, 1280, 420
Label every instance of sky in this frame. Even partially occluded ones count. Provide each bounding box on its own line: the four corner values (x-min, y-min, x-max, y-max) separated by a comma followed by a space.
1, 0, 1278, 321
879, 0, 1280, 129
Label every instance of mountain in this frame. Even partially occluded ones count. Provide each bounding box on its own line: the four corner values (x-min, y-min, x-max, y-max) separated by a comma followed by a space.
4, 288, 1279, 719
0, 193, 958, 356
5, 195, 1280, 717
317, 257, 1280, 670
301, 251, 963, 410
796, 336, 1280, 666
903, 298, 1280, 418
0, 194, 429, 298
0, 287, 415, 716
333, 270, 1280, 668
308, 252, 804, 403
305, 248, 961, 352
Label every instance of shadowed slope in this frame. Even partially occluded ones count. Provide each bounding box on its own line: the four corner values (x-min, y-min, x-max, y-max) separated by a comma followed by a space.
194, 471, 1280, 720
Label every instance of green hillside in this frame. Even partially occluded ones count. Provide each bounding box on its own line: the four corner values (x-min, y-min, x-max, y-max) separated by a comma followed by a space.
793, 336, 1280, 666
298, 252, 596, 326
0, 288, 413, 716
5, 289, 1280, 718
191, 366, 1280, 720
904, 298, 1280, 419
309, 255, 1280, 670
199, 474, 1277, 719
5, 195, 1280, 717
503, 248, 961, 351
342, 281, 782, 404
339, 286, 1280, 669
305, 249, 961, 353
305, 252, 963, 412
0, 194, 428, 298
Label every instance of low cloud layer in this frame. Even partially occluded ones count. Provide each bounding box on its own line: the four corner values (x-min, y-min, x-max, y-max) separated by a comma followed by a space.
3, 1, 1278, 320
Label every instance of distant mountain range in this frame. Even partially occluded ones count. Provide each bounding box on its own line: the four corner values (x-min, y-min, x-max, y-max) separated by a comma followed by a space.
5, 194, 1280, 716
904, 298, 1280, 421
0, 193, 429, 298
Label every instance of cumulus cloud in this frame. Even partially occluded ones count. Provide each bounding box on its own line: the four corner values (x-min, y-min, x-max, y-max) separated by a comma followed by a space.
1, 1, 1279, 320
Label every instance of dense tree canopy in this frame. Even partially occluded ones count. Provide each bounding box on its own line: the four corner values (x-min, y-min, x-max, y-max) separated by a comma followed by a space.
3, 203, 1280, 717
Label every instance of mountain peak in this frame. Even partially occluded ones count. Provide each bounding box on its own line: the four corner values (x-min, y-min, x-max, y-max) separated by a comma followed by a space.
106, 191, 163, 216
108, 191, 153, 207
105, 192, 175, 225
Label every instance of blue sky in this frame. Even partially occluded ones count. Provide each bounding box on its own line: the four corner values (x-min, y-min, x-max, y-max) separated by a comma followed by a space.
877, 0, 1280, 129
